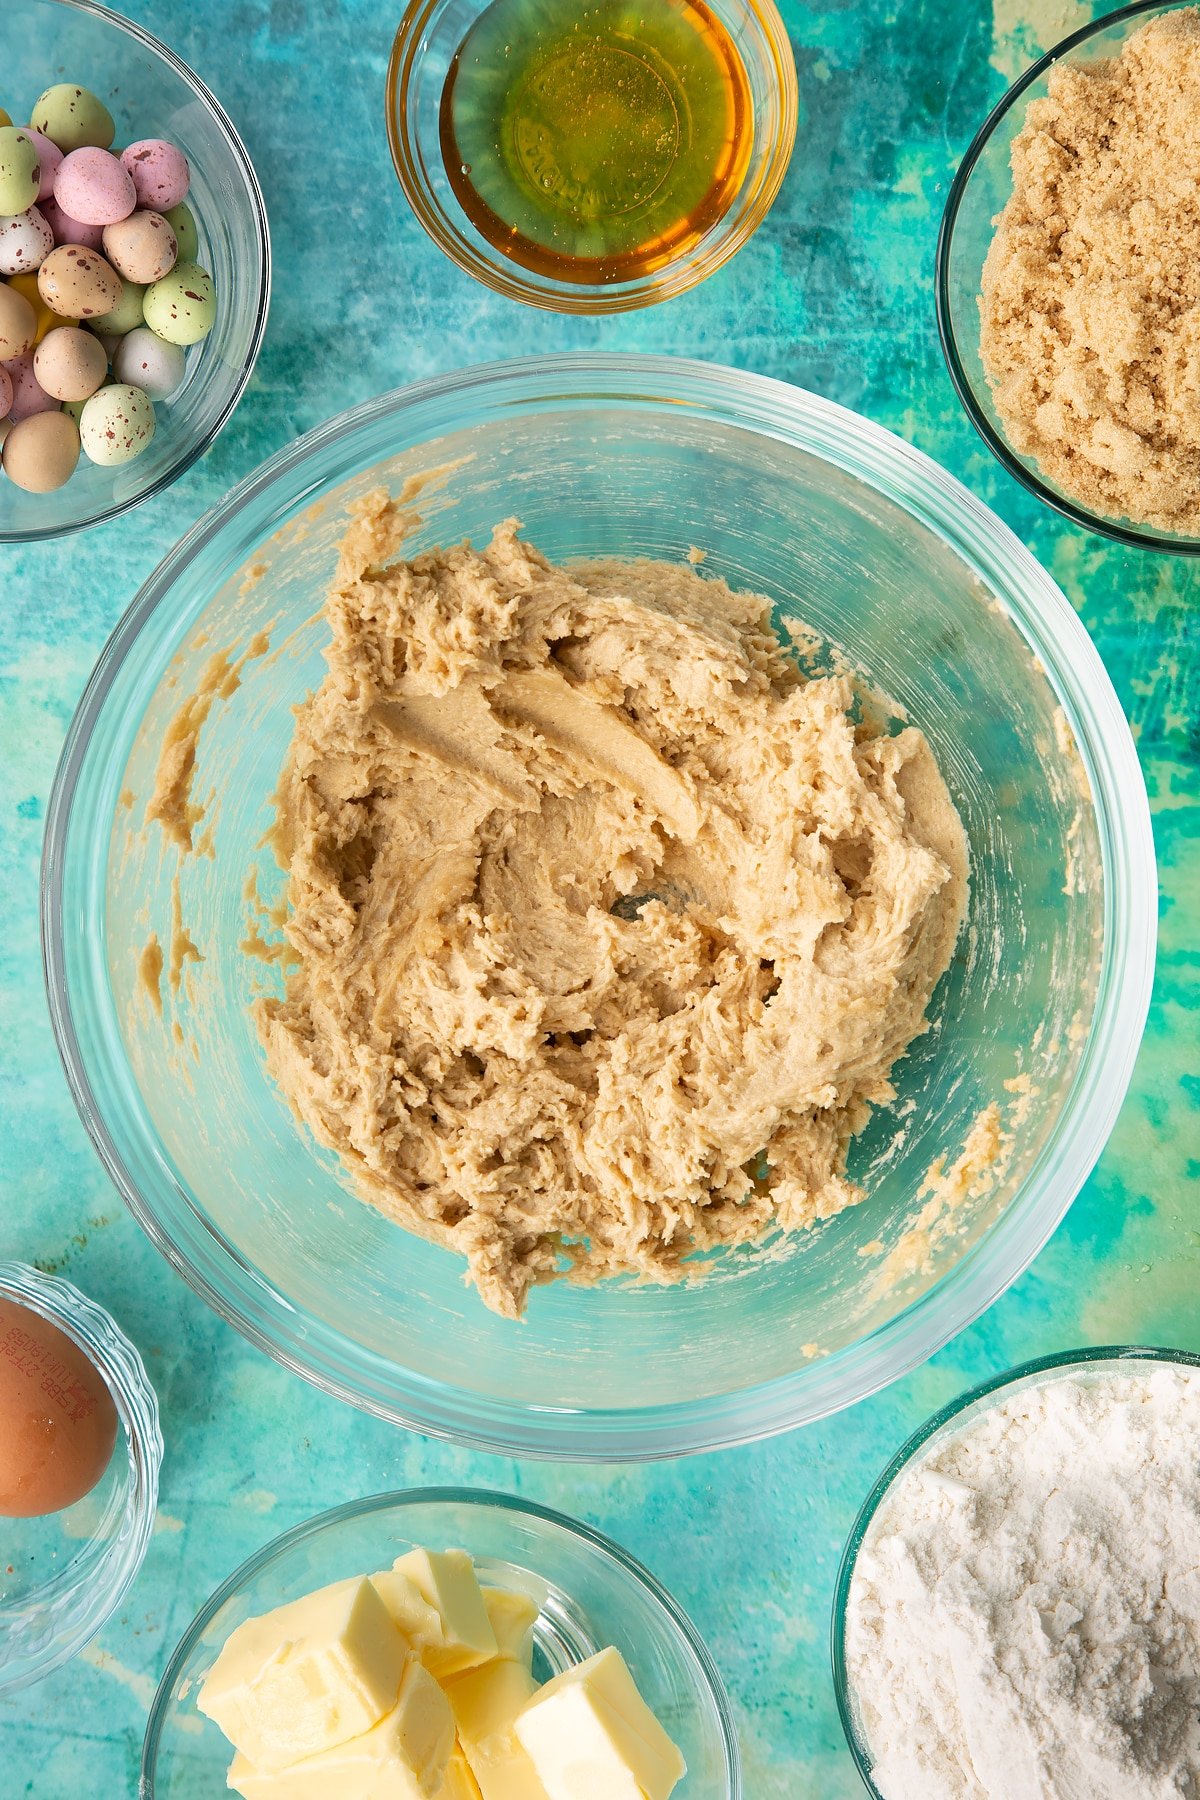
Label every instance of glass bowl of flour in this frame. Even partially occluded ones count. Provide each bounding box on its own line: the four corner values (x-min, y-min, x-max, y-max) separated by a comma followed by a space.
834, 1346, 1200, 1800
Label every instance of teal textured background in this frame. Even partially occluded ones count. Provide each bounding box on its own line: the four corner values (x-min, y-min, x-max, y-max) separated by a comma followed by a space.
2, 1, 1197, 1794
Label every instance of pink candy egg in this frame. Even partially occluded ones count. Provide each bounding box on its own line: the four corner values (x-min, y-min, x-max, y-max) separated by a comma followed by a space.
121, 140, 189, 211
0, 206, 54, 275
0, 364, 12, 416
3, 350, 58, 420
22, 128, 63, 202
41, 195, 105, 251
54, 147, 136, 227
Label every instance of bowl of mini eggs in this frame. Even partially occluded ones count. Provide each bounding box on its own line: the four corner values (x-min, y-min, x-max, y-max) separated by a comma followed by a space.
0, 0, 269, 540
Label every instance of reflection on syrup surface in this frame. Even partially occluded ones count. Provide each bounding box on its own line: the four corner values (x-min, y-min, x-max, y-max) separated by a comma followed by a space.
440, 0, 753, 283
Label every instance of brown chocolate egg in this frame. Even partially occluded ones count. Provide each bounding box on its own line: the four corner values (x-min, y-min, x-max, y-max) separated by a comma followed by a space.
101, 210, 177, 285
34, 324, 107, 401
0, 1296, 117, 1514
36, 244, 121, 319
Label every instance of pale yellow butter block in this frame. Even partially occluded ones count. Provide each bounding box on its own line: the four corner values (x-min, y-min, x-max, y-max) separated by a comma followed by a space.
446, 1657, 551, 1800
481, 1587, 538, 1669
514, 1647, 686, 1800
436, 1743, 484, 1800
371, 1567, 446, 1654
198, 1576, 408, 1770
225, 1655, 454, 1800
392, 1548, 498, 1679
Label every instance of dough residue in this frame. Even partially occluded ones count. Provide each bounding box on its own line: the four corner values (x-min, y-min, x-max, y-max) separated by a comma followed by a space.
255, 495, 968, 1317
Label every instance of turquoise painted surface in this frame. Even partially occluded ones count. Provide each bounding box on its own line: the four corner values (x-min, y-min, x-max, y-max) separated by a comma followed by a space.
1, 0, 1197, 1793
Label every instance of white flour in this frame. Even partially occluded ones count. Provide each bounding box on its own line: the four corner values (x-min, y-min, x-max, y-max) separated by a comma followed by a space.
845, 1365, 1200, 1799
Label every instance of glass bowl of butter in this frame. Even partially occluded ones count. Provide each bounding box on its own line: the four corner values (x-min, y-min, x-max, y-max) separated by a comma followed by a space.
141, 1486, 741, 1799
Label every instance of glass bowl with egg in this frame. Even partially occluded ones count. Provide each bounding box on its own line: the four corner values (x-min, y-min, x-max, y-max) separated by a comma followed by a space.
0, 1261, 161, 1691
141, 1486, 741, 1798
937, 0, 1200, 552
386, 0, 798, 312
42, 353, 1154, 1460
0, 0, 269, 542
831, 1345, 1200, 1798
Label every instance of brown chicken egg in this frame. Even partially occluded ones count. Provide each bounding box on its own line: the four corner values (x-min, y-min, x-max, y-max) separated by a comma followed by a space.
0, 1295, 118, 1516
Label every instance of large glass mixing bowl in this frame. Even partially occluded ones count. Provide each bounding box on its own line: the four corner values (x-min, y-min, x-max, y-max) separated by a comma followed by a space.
42, 355, 1155, 1460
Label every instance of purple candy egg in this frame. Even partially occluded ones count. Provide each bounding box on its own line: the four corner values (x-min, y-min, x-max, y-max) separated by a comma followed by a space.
3, 350, 59, 421
22, 128, 63, 202
41, 195, 105, 251
55, 147, 136, 227
120, 139, 189, 212
0, 364, 12, 416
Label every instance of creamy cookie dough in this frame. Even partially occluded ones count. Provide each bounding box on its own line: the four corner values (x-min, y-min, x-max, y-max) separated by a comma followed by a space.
255, 494, 968, 1317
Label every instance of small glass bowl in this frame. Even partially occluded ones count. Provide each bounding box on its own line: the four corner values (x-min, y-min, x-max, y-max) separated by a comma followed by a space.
0, 0, 270, 543
386, 0, 797, 312
0, 1261, 162, 1692
831, 1345, 1200, 1796
936, 0, 1200, 553
141, 1487, 742, 1798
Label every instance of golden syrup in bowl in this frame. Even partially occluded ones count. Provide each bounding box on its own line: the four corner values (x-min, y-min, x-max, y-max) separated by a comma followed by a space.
439, 0, 754, 284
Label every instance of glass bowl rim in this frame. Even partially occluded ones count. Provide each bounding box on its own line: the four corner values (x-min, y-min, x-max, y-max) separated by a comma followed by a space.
830, 1343, 1200, 1794
0, 1259, 163, 1692
384, 0, 799, 314
41, 351, 1157, 1462
139, 1482, 743, 1797
934, 0, 1200, 555
0, 0, 272, 546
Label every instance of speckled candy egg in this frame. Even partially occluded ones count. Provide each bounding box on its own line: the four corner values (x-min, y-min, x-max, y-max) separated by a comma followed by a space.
0, 281, 37, 357
7, 272, 77, 343
163, 200, 198, 263
2, 408, 79, 491
79, 381, 155, 465
121, 140, 189, 212
0, 127, 41, 215
0, 207, 54, 275
54, 148, 135, 228
102, 210, 176, 285
142, 261, 214, 345
112, 325, 185, 400
3, 349, 58, 420
21, 129, 63, 203
90, 276, 144, 337
30, 85, 114, 154
0, 362, 11, 415
34, 325, 107, 401
38, 245, 121, 318
40, 195, 104, 250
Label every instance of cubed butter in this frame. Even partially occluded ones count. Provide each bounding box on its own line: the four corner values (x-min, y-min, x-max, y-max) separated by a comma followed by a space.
436, 1743, 485, 1800
391, 1548, 498, 1679
225, 1656, 454, 1800
197, 1576, 408, 1771
446, 1657, 550, 1800
372, 1567, 447, 1655
514, 1647, 686, 1800
481, 1587, 538, 1669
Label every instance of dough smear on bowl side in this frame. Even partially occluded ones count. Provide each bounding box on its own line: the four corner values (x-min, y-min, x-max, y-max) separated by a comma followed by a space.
254, 492, 968, 1318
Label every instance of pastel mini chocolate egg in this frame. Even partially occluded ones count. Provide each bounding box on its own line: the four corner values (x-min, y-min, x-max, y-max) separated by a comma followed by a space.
2, 407, 79, 491
22, 128, 63, 202
143, 261, 214, 346
30, 84, 115, 154
38, 244, 121, 318
63, 375, 108, 425
40, 195, 104, 251
0, 279, 38, 356
7, 271, 78, 343
163, 200, 198, 263
0, 126, 41, 215
102, 210, 176, 285
0, 109, 10, 130
0, 206, 54, 275
34, 324, 107, 401
121, 139, 190, 212
54, 147, 135, 227
90, 276, 144, 337
79, 380, 155, 465
0, 362, 11, 414
113, 324, 185, 400
3, 349, 59, 420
